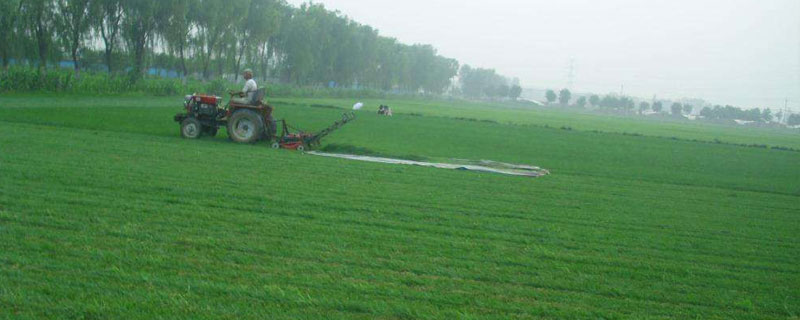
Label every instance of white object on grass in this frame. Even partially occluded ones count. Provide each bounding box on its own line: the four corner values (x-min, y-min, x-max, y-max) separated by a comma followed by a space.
306, 152, 549, 177
353, 102, 364, 110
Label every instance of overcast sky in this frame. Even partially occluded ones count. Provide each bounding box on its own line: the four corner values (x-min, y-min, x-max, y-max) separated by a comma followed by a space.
287, 0, 799, 109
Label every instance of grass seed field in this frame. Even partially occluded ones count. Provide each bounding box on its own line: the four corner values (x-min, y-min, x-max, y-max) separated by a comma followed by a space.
0, 95, 799, 319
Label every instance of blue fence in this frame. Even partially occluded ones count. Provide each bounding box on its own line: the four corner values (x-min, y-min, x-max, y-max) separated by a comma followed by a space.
6, 59, 182, 79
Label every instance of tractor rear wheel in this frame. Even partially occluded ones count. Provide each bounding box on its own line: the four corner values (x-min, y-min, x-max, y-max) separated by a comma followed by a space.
181, 117, 202, 139
227, 109, 264, 143
265, 116, 277, 138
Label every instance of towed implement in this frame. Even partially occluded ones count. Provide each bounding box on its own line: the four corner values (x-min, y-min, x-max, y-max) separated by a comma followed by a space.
271, 112, 356, 151
174, 90, 354, 150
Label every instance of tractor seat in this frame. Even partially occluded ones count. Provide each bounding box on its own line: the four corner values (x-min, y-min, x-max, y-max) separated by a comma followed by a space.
251, 88, 266, 105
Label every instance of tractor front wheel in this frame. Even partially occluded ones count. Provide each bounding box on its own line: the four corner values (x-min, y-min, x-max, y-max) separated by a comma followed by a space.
227, 109, 264, 143
181, 117, 202, 139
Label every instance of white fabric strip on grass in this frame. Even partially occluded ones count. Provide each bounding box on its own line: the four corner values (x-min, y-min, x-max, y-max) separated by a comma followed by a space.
306, 152, 549, 177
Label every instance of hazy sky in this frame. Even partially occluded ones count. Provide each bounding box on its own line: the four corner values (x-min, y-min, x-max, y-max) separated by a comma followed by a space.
287, 0, 799, 109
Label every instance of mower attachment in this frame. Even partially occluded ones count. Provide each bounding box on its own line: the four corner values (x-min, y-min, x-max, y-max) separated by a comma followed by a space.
273, 112, 356, 151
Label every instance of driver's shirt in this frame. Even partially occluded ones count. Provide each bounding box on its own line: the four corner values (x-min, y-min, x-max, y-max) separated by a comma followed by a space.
243, 79, 258, 95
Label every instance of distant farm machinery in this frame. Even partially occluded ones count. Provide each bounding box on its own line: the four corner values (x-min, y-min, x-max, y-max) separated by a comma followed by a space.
174, 90, 355, 150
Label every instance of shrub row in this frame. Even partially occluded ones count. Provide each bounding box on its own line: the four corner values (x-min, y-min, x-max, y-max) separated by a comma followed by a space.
0, 67, 393, 99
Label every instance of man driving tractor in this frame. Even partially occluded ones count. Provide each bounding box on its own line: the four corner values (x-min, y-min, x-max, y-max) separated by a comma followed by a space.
230, 69, 258, 105
175, 66, 356, 147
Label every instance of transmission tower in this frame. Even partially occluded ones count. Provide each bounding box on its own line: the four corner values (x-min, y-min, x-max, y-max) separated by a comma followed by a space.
784, 98, 790, 124
567, 58, 575, 90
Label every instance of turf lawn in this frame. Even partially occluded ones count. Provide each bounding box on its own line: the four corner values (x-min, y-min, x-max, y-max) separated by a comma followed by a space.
0, 95, 798, 319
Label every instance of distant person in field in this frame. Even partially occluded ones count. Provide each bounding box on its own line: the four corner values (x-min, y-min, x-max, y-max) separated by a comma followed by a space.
378, 105, 393, 116
231, 69, 258, 105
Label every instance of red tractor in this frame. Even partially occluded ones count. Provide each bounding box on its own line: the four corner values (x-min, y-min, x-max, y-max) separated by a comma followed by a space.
174, 89, 355, 150
175, 89, 275, 143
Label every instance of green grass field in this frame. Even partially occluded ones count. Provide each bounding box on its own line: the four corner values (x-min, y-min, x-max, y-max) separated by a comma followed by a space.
1, 95, 798, 319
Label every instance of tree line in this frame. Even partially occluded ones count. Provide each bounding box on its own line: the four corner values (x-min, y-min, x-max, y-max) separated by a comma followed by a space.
458, 65, 522, 100
0, 0, 473, 94
543, 88, 797, 124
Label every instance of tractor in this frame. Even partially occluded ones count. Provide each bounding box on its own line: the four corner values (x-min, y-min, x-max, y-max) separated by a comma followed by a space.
174, 89, 275, 143
174, 89, 355, 150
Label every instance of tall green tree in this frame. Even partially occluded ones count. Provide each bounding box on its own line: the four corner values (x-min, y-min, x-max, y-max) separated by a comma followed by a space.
160, 0, 195, 78
192, 0, 236, 79
761, 108, 772, 122
639, 101, 650, 114
92, 0, 123, 73
122, 0, 160, 80
509, 85, 522, 100
410, 45, 457, 94
364, 35, 398, 89
589, 94, 600, 107
670, 102, 683, 115
682, 104, 693, 115
233, 0, 280, 81
0, 0, 23, 70
21, 0, 57, 71
56, 0, 92, 76
230, 0, 252, 81
460, 65, 506, 99
277, 3, 315, 84
576, 96, 587, 108
558, 88, 571, 106
545, 90, 557, 104
652, 101, 663, 113
622, 96, 635, 112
